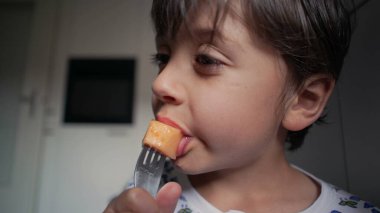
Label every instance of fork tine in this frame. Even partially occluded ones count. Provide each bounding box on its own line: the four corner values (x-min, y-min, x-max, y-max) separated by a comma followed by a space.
157, 153, 165, 168
148, 148, 156, 164
137, 146, 148, 165
151, 151, 162, 168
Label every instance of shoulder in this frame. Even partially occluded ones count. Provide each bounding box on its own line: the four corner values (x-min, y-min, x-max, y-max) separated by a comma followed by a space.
296, 166, 379, 213
322, 183, 379, 213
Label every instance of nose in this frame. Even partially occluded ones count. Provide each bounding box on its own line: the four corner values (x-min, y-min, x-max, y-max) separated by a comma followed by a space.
151, 63, 185, 105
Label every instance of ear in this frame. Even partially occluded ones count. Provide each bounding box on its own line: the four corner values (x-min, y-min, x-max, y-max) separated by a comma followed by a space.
282, 75, 335, 131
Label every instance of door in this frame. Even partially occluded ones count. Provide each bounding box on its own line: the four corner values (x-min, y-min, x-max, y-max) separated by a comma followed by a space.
0, 0, 58, 212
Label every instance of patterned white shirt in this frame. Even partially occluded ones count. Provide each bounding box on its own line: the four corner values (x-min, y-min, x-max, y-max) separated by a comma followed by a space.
159, 161, 379, 213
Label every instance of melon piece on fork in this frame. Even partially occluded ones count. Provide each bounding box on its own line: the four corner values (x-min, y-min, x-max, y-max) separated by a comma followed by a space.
142, 120, 182, 160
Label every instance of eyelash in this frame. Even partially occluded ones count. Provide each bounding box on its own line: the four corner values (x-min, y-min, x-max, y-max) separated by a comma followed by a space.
151, 53, 169, 68
194, 54, 223, 75
151, 53, 223, 75
195, 54, 222, 66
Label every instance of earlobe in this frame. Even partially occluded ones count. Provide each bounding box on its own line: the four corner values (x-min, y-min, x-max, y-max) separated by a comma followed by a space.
282, 76, 335, 131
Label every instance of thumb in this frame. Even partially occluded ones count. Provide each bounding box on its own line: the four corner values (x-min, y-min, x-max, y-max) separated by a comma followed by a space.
156, 182, 182, 213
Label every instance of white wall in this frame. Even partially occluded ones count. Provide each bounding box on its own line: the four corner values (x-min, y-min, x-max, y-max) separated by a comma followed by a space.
36, 0, 156, 212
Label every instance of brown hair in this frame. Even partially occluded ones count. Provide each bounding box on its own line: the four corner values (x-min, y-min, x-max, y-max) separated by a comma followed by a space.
151, 0, 354, 150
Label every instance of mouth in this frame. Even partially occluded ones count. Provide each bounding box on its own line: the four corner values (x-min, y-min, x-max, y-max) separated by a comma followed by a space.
156, 115, 191, 158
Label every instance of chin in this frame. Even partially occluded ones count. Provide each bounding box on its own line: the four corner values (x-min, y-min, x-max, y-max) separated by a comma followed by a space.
175, 160, 223, 176
174, 159, 204, 175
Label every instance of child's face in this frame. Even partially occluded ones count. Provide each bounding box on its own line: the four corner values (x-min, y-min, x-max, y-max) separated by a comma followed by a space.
152, 3, 290, 174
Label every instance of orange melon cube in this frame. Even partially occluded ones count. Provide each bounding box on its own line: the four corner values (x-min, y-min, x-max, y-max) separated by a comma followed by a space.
143, 120, 182, 160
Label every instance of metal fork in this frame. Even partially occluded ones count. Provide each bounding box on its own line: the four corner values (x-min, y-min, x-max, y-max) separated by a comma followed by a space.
134, 146, 166, 197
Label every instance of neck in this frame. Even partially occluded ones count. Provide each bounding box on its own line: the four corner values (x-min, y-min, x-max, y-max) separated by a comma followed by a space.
188, 145, 320, 212
189, 147, 291, 196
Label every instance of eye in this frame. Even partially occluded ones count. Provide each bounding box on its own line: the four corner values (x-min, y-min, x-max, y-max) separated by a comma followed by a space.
195, 54, 222, 66
151, 53, 170, 70
194, 54, 223, 75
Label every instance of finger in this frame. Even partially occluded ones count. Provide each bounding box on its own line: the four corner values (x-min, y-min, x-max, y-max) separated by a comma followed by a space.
109, 188, 160, 213
156, 182, 182, 213
103, 197, 116, 213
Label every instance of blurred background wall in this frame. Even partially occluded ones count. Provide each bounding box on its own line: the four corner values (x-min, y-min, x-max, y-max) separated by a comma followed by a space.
0, 0, 379, 212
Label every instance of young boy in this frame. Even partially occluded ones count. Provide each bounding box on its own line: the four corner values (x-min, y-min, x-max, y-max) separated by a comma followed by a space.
104, 0, 378, 212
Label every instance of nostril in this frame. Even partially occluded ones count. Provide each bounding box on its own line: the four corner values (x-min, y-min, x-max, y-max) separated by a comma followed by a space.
163, 95, 176, 103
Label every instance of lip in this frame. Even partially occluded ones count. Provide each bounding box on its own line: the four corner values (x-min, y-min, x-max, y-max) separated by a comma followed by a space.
176, 136, 191, 157
156, 116, 185, 134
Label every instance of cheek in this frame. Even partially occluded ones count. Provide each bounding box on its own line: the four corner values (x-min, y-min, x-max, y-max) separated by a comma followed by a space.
189, 88, 283, 171
192, 85, 281, 147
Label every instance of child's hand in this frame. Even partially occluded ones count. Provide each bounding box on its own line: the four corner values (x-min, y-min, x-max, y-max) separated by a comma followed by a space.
103, 182, 181, 213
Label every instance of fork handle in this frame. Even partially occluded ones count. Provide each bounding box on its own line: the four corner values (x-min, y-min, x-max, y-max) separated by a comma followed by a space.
134, 147, 166, 197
